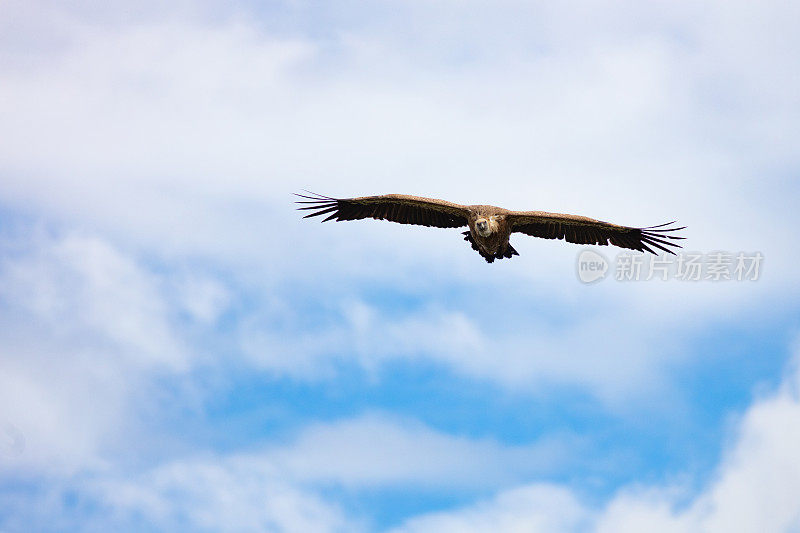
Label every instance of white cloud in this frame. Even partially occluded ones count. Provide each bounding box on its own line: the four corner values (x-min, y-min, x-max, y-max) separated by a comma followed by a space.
0, 230, 191, 473
394, 342, 800, 533
0, 230, 186, 370
237, 297, 710, 405
173, 273, 231, 324
597, 355, 800, 533
93, 459, 358, 533
0, 413, 571, 531
238, 301, 486, 381
394, 484, 590, 533
264, 413, 570, 489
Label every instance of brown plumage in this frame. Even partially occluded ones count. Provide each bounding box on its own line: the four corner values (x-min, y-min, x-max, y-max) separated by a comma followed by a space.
296, 192, 685, 263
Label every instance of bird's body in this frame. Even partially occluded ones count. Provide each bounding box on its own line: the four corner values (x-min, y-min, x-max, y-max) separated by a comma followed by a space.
297, 192, 684, 263
465, 206, 514, 260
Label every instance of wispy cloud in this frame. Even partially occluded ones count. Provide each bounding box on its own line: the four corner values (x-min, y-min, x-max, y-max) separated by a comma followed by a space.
0, 412, 574, 531
0, 229, 190, 472
394, 340, 800, 532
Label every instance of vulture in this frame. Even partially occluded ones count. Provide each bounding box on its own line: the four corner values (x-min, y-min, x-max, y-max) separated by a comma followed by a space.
296, 192, 685, 263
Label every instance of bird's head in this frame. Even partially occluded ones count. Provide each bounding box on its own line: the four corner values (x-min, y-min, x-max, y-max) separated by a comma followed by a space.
475, 216, 499, 237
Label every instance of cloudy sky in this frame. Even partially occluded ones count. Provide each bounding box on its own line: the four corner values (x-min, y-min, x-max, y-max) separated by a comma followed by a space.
1, 0, 799, 531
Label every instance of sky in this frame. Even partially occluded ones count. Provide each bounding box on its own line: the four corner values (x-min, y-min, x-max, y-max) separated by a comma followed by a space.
1, 0, 799, 531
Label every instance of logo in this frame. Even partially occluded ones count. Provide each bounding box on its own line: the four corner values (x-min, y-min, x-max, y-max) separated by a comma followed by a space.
576, 249, 608, 283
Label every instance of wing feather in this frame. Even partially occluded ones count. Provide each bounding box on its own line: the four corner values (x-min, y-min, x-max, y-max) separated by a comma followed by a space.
508, 211, 685, 255
296, 192, 469, 229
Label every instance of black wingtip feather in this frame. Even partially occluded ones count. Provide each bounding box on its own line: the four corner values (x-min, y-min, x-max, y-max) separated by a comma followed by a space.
298, 190, 336, 200
635, 222, 686, 255
644, 221, 677, 229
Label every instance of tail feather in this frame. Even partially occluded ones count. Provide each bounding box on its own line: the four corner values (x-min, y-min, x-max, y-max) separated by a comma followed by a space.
462, 232, 519, 263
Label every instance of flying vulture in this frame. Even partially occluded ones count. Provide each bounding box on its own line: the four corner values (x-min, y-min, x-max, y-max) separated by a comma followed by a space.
296, 192, 685, 263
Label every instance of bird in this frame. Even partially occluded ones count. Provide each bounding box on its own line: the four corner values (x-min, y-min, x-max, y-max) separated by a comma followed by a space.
296, 192, 685, 263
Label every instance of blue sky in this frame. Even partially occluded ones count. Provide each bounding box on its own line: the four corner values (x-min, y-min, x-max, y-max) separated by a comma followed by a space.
1, 1, 800, 531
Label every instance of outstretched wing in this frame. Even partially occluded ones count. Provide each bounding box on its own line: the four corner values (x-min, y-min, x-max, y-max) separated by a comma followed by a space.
508, 211, 685, 255
296, 192, 469, 229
